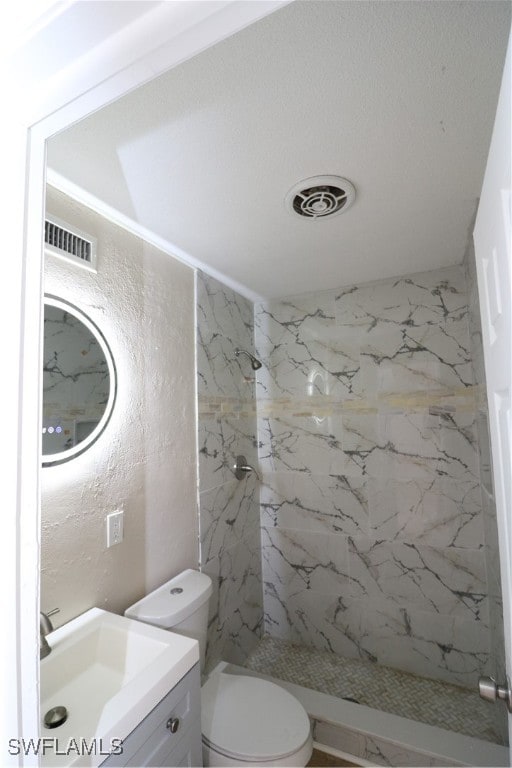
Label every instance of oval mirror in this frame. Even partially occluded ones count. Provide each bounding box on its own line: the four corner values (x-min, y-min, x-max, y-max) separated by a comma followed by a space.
42, 296, 117, 466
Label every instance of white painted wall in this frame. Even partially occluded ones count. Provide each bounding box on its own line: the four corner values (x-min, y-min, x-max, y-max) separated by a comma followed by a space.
41, 185, 198, 627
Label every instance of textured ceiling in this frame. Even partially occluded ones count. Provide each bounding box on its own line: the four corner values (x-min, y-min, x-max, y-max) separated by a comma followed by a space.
47, 0, 511, 300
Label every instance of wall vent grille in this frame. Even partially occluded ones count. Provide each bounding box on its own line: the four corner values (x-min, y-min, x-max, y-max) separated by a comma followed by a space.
44, 217, 97, 271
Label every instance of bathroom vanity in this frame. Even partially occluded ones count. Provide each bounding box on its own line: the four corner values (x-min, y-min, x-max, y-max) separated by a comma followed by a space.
40, 608, 201, 767
100, 665, 202, 767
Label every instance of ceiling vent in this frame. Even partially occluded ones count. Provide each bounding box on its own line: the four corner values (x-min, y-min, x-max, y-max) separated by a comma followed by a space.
285, 175, 356, 219
44, 216, 97, 271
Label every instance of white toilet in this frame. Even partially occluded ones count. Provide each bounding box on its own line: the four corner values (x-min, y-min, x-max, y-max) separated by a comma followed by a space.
125, 569, 313, 767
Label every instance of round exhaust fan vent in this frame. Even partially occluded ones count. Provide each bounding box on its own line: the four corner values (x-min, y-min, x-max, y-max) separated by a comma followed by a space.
285, 175, 356, 219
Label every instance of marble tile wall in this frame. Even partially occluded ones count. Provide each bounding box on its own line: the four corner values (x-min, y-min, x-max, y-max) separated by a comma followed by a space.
196, 271, 263, 672
313, 721, 468, 767
255, 265, 492, 688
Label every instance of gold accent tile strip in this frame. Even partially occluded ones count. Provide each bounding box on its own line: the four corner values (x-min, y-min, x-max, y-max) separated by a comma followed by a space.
198, 385, 479, 419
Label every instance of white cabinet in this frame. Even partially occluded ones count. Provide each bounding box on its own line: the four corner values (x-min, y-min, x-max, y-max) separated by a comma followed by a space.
100, 664, 202, 767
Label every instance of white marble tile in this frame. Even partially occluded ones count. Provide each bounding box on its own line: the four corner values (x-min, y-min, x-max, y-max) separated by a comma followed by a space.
363, 412, 479, 483
358, 598, 489, 687
261, 526, 350, 597
221, 611, 263, 666
336, 266, 468, 329
258, 414, 345, 475
197, 272, 253, 350
260, 472, 369, 536
361, 735, 446, 767
200, 474, 259, 565
262, 582, 490, 688
197, 272, 256, 398
364, 446, 436, 481
203, 527, 263, 671
255, 294, 335, 380
347, 537, 488, 621
222, 535, 264, 665
255, 293, 362, 400
203, 547, 238, 670
264, 587, 376, 661
358, 316, 471, 396
361, 343, 472, 396
313, 720, 462, 767
435, 411, 479, 479
198, 415, 257, 493
198, 417, 234, 492
368, 476, 484, 549
261, 579, 298, 641
341, 413, 379, 478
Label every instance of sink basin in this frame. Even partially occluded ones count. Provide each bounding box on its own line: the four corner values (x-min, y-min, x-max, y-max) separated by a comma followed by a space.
40, 607, 199, 766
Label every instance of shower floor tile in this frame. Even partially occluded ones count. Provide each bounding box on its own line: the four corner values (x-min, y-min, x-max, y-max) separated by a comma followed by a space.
243, 635, 506, 746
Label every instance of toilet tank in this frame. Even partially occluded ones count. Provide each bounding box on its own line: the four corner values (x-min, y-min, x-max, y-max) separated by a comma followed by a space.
124, 569, 212, 670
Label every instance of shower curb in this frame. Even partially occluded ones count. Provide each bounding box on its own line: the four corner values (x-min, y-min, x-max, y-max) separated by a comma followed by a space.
219, 662, 509, 768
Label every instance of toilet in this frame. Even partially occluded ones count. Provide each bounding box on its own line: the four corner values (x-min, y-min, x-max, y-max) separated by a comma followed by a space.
125, 569, 313, 767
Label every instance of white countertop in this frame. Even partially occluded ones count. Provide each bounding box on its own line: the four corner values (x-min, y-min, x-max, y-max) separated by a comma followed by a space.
40, 607, 199, 767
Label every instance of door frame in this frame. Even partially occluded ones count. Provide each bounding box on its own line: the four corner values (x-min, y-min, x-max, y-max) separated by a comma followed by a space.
1, 2, 289, 763
473, 26, 512, 757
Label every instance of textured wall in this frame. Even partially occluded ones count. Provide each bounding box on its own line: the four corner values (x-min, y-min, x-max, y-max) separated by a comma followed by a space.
196, 272, 263, 672
41, 186, 198, 627
255, 265, 492, 688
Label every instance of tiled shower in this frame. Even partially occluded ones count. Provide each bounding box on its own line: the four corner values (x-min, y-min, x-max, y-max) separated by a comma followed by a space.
195, 254, 506, 745
196, 272, 263, 670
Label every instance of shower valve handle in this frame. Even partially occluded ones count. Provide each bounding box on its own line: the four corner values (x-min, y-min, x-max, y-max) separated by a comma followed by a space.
478, 676, 512, 712
233, 455, 259, 481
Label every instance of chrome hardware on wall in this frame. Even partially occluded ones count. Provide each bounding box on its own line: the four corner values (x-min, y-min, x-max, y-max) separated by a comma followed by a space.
478, 676, 512, 712
234, 455, 258, 481
234, 348, 262, 371
40, 608, 60, 660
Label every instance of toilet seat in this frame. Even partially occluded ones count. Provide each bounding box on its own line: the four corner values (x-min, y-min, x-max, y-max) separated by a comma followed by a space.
201, 673, 312, 764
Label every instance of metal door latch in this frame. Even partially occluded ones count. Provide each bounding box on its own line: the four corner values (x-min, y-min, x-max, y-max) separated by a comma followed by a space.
478, 676, 512, 712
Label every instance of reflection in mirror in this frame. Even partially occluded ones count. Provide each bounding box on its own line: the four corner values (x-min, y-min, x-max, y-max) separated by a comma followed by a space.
42, 296, 116, 466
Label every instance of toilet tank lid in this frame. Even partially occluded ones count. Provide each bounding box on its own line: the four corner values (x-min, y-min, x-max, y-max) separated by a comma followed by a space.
124, 569, 212, 627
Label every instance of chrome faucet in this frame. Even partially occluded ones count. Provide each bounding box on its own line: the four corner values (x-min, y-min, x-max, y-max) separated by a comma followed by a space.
40, 609, 59, 660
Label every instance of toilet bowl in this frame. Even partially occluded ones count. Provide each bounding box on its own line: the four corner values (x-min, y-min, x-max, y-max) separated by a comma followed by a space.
125, 569, 313, 767
202, 671, 312, 767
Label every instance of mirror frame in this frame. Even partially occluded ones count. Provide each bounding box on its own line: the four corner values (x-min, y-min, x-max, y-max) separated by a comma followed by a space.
42, 295, 117, 467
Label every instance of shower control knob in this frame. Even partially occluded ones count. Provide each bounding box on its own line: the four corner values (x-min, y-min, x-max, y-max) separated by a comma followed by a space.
478, 676, 512, 712
233, 455, 259, 481
166, 717, 180, 734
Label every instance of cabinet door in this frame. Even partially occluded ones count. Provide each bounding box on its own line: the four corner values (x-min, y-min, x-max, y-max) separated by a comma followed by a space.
100, 664, 201, 767
128, 706, 202, 767
150, 725, 203, 768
